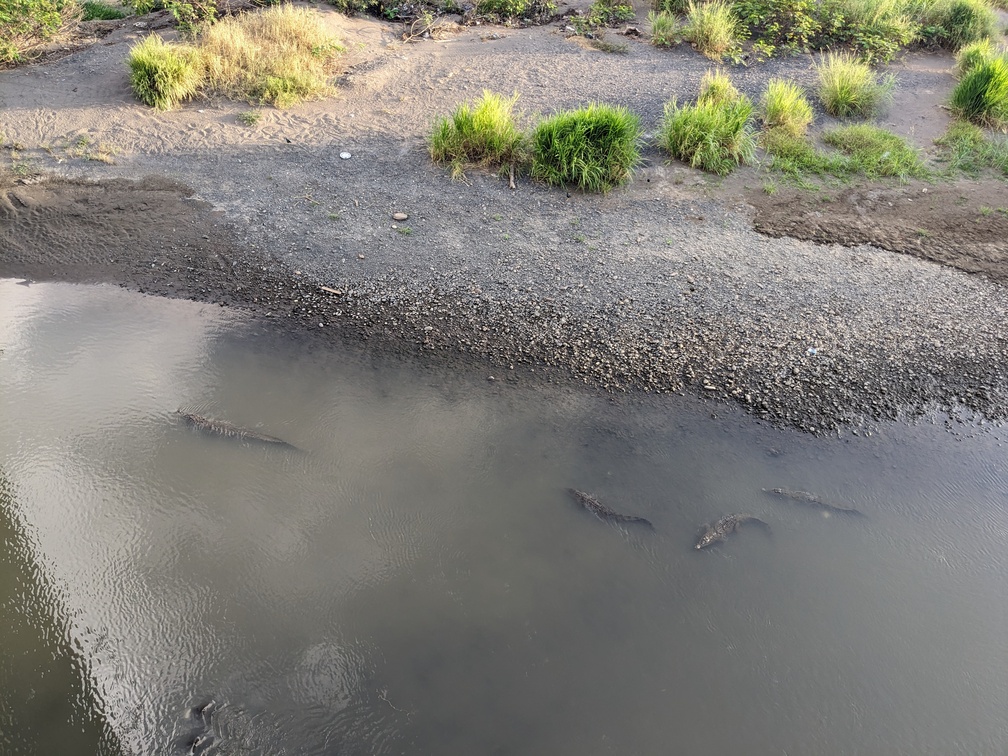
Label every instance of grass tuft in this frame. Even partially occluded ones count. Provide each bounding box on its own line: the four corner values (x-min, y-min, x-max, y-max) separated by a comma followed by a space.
822, 124, 928, 180
936, 121, 1008, 174
698, 68, 740, 107
682, 0, 740, 60
82, 0, 127, 20
761, 128, 851, 179
126, 5, 343, 109
429, 91, 526, 179
760, 78, 813, 136
127, 34, 201, 110
652, 0, 690, 12
816, 51, 893, 118
954, 38, 999, 77
950, 55, 1008, 129
199, 5, 343, 107
648, 10, 681, 47
659, 74, 756, 175
530, 103, 642, 192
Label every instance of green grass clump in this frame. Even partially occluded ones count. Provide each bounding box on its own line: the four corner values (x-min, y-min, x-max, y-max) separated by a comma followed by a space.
653, 0, 690, 12
761, 128, 851, 179
581, 0, 635, 27
530, 103, 642, 192
683, 0, 740, 60
648, 10, 681, 46
950, 56, 1008, 129
127, 34, 201, 110
82, 0, 127, 19
429, 91, 526, 179
659, 75, 756, 175
698, 68, 740, 106
955, 38, 999, 77
816, 52, 894, 118
760, 79, 813, 136
936, 121, 1008, 174
822, 124, 928, 180
475, 0, 555, 20
476, 0, 527, 18
919, 0, 997, 50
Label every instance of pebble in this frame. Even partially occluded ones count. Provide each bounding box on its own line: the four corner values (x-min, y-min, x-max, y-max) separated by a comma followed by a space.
392, 212, 409, 221
339, 152, 352, 160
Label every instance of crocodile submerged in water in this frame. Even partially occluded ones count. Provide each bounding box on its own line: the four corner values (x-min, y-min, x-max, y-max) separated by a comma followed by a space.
177, 410, 298, 450
695, 514, 770, 550
763, 487, 865, 517
567, 488, 654, 530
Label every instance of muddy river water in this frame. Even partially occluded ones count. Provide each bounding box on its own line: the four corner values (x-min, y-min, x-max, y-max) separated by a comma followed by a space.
1, 278, 1006, 754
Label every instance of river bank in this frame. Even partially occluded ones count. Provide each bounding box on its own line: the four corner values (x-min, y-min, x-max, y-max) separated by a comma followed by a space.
2, 8, 1008, 433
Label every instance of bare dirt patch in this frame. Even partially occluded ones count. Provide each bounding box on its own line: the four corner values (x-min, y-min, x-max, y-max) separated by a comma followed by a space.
748, 180, 1008, 283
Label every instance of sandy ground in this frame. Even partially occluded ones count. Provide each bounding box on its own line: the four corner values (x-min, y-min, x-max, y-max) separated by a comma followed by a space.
2, 5, 1008, 433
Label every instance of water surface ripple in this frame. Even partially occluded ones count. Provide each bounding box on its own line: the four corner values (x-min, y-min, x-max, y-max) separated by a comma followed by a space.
1, 280, 1006, 754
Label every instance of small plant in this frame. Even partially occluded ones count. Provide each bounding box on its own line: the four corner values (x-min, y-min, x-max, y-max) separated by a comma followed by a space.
82, 1, 128, 20
659, 75, 756, 175
165, 0, 217, 35
936, 121, 1008, 174
822, 124, 928, 181
571, 0, 633, 33
954, 38, 999, 77
648, 10, 681, 46
653, 0, 690, 12
816, 52, 894, 118
430, 91, 525, 179
475, 0, 556, 20
127, 34, 201, 110
476, 0, 527, 18
530, 103, 642, 192
125, 0, 163, 13
949, 56, 1008, 129
760, 78, 813, 136
1, 0, 79, 63
237, 109, 262, 126
733, 0, 820, 55
682, 0, 740, 60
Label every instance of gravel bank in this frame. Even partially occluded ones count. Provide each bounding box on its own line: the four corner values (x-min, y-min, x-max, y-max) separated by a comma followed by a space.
2, 14, 1007, 433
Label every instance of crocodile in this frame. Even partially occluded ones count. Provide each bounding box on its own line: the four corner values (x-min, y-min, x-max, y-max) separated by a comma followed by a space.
763, 487, 864, 517
695, 514, 770, 550
567, 488, 654, 530
177, 410, 298, 450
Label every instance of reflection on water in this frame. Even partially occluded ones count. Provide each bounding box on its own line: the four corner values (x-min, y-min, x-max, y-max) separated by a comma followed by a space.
0, 279, 1006, 754
0, 472, 120, 755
